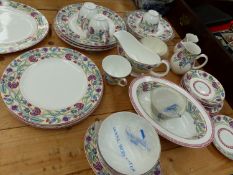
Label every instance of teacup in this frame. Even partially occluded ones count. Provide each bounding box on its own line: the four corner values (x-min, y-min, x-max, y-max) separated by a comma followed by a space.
174, 33, 198, 52
78, 2, 98, 30
87, 14, 110, 44
170, 42, 208, 75
114, 31, 170, 78
139, 10, 160, 33
140, 36, 168, 59
102, 55, 132, 87
151, 86, 187, 119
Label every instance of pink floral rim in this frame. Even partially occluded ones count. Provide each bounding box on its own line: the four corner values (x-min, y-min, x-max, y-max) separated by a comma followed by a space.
129, 76, 214, 148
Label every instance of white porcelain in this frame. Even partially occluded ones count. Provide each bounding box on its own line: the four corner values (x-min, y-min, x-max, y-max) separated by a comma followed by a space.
174, 33, 199, 52
151, 86, 186, 119
102, 55, 132, 87
78, 2, 97, 30
170, 42, 208, 75
20, 59, 88, 110
140, 10, 160, 33
140, 37, 168, 59
98, 112, 161, 175
87, 14, 110, 44
114, 31, 170, 77
212, 115, 233, 160
129, 76, 214, 148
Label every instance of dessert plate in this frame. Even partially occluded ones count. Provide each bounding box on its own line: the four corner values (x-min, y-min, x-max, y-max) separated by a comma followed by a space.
84, 121, 162, 175
0, 1, 49, 54
129, 76, 214, 148
0, 47, 103, 128
212, 115, 233, 160
182, 70, 225, 105
126, 10, 174, 41
55, 3, 126, 50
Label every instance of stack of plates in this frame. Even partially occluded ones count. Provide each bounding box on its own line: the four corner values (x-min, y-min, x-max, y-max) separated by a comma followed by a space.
84, 112, 162, 175
54, 3, 126, 51
125, 10, 174, 41
0, 1, 49, 54
181, 70, 225, 115
0, 47, 103, 128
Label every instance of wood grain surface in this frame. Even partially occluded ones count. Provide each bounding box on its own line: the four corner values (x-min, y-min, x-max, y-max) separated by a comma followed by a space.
0, 1, 233, 175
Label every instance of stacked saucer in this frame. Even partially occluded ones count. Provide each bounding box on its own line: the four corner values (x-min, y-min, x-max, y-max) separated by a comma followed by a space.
54, 2, 126, 51
181, 70, 225, 115
84, 112, 162, 175
125, 10, 174, 41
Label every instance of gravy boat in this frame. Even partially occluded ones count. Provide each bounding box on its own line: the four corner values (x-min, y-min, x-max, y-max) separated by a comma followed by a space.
113, 30, 170, 77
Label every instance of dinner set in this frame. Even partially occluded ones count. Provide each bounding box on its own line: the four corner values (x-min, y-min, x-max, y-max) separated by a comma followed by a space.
0, 0, 232, 174
180, 70, 225, 115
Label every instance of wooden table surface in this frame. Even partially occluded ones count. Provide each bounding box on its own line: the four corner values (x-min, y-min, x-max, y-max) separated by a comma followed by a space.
0, 1, 233, 175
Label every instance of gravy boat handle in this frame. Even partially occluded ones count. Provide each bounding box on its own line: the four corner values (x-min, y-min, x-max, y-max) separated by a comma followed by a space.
149, 60, 170, 78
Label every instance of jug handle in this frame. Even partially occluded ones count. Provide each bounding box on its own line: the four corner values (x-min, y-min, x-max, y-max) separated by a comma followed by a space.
149, 60, 170, 78
193, 54, 208, 69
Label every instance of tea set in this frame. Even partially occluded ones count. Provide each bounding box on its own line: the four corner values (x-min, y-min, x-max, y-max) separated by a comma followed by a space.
0, 1, 232, 174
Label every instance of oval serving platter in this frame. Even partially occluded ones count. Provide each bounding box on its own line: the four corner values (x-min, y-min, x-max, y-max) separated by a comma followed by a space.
129, 76, 214, 148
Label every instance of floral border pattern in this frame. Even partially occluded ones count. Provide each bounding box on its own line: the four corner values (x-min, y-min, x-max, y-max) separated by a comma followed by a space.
0, 1, 49, 54
0, 47, 103, 128
55, 3, 126, 47
126, 10, 174, 41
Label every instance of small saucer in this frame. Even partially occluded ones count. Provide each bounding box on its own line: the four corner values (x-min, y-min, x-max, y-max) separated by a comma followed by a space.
126, 10, 174, 41
182, 70, 225, 106
212, 115, 233, 160
84, 121, 163, 175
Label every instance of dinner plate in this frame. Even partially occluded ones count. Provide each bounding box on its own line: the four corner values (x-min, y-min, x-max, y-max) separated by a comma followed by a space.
0, 1, 49, 54
129, 76, 214, 148
212, 115, 233, 160
126, 10, 174, 41
54, 24, 116, 51
54, 3, 126, 50
84, 121, 162, 175
0, 47, 103, 128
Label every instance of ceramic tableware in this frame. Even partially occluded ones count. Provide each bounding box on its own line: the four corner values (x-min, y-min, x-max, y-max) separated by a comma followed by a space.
114, 31, 170, 77
139, 10, 160, 33
129, 76, 214, 148
212, 115, 233, 160
102, 55, 132, 87
54, 3, 126, 51
170, 42, 208, 75
174, 33, 198, 52
126, 10, 174, 41
0, 47, 103, 128
151, 86, 186, 119
87, 14, 110, 44
97, 112, 161, 175
181, 70, 225, 106
0, 1, 49, 54
78, 2, 97, 30
84, 121, 163, 175
140, 36, 168, 59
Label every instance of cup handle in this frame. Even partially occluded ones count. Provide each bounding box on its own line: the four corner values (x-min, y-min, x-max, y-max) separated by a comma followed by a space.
149, 60, 170, 78
193, 54, 208, 69
117, 78, 127, 87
